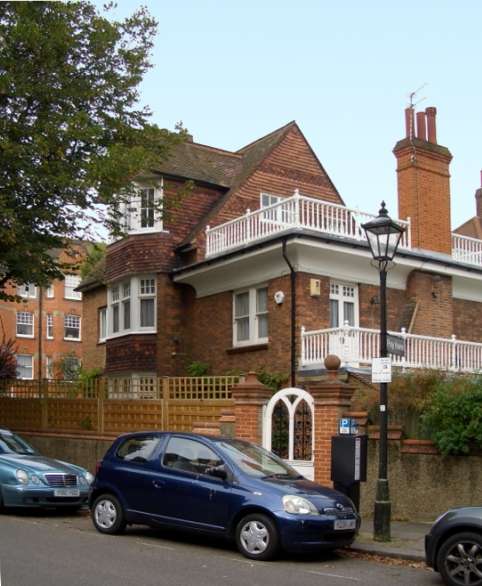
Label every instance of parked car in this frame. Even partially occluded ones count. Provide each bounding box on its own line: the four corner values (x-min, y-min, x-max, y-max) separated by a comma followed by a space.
425, 506, 482, 586
90, 432, 360, 560
0, 428, 93, 510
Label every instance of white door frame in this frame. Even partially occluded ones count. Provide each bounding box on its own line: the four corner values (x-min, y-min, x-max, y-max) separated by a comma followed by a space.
262, 387, 314, 480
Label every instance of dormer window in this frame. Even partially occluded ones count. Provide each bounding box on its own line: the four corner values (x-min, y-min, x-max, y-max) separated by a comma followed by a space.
122, 183, 164, 235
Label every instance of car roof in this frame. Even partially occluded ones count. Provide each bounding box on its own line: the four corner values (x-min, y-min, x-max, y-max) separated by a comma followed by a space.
0, 428, 12, 434
115, 431, 242, 444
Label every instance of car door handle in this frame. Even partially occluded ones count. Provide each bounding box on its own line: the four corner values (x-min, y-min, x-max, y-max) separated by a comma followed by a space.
152, 480, 165, 489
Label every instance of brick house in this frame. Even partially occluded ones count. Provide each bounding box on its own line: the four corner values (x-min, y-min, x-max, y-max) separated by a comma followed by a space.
0, 245, 86, 380
79, 108, 482, 382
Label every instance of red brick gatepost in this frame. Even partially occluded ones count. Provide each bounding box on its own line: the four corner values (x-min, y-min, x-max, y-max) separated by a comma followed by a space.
231, 372, 271, 445
309, 356, 356, 486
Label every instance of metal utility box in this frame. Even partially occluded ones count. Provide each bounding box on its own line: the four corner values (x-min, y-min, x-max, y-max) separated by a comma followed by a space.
331, 435, 368, 485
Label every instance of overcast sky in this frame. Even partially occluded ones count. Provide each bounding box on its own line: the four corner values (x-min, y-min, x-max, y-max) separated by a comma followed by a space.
99, 0, 482, 229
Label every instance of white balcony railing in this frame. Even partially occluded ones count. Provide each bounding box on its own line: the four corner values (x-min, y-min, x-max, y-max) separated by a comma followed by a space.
205, 191, 412, 257
452, 233, 482, 266
301, 323, 482, 373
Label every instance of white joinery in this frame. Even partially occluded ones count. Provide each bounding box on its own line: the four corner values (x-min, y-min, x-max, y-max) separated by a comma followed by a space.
64, 314, 81, 341
64, 274, 82, 300
107, 276, 157, 339
329, 280, 359, 328
16, 354, 34, 380
99, 307, 107, 342
46, 284, 54, 298
45, 356, 54, 379
16, 312, 34, 338
122, 182, 164, 235
46, 314, 54, 339
17, 283, 37, 298
206, 191, 412, 258
301, 324, 482, 373
233, 286, 268, 347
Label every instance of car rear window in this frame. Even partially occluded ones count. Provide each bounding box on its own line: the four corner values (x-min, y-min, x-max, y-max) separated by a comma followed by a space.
116, 436, 160, 464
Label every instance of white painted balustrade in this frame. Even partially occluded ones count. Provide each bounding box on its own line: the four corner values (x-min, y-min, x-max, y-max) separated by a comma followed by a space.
205, 191, 412, 257
452, 233, 482, 266
301, 323, 482, 373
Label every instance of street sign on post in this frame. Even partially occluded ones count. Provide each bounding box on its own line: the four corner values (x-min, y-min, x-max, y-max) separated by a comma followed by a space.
371, 357, 392, 383
387, 334, 405, 357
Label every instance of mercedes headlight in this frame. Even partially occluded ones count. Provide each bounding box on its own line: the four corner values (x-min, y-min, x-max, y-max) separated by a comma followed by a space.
15, 469, 29, 485
80, 471, 94, 486
282, 495, 319, 515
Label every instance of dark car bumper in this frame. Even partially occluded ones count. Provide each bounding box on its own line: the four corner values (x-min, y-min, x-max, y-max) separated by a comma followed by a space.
2, 484, 89, 508
274, 511, 359, 552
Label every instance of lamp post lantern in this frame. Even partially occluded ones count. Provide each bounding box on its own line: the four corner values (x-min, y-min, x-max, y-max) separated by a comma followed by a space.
362, 201, 405, 542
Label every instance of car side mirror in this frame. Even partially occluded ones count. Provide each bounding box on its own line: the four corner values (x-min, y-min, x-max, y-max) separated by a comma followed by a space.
205, 464, 228, 480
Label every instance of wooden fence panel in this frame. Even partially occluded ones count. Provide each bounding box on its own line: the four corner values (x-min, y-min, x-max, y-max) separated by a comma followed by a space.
167, 399, 234, 432
47, 399, 99, 432
103, 400, 164, 433
0, 398, 43, 430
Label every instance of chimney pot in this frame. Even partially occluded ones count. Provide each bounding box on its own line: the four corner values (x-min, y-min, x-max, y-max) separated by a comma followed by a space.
405, 107, 415, 139
416, 111, 427, 141
425, 107, 437, 143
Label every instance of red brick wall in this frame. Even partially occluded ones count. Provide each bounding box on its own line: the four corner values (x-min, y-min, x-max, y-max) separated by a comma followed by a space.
105, 334, 157, 374
453, 298, 482, 342
359, 284, 407, 331
82, 287, 106, 372
406, 271, 453, 337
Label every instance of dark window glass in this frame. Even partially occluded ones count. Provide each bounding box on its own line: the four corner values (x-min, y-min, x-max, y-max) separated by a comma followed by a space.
163, 437, 222, 475
117, 436, 160, 464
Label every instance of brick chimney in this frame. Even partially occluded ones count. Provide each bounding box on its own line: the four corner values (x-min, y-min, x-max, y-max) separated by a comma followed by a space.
476, 171, 482, 218
393, 107, 453, 254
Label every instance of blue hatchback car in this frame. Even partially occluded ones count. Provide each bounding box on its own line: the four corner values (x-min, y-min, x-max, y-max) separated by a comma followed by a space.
90, 432, 359, 560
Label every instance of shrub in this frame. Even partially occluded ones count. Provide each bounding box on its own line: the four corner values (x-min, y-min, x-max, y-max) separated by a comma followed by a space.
257, 369, 288, 394
0, 336, 17, 380
186, 361, 210, 377
421, 376, 482, 455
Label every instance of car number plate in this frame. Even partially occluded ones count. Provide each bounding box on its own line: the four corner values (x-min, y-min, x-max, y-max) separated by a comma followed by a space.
334, 518, 356, 531
54, 488, 80, 497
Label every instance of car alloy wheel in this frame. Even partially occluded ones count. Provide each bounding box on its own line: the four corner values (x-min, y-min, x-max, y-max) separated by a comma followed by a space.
92, 494, 126, 535
438, 532, 482, 586
235, 513, 279, 561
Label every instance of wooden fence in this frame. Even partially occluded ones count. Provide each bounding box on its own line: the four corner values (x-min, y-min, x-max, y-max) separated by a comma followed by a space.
0, 377, 237, 435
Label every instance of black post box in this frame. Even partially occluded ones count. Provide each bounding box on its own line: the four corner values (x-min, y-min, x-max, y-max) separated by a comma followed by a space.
331, 435, 368, 511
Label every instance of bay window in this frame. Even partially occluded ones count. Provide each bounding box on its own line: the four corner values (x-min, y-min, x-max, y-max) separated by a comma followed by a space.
107, 276, 156, 338
233, 286, 268, 346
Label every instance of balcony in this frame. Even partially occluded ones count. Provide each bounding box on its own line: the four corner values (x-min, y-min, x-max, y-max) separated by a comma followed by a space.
205, 190, 482, 269
206, 191, 411, 257
301, 324, 482, 373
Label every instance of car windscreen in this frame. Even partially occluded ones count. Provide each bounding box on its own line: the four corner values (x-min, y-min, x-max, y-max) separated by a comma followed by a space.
217, 439, 300, 479
0, 432, 36, 455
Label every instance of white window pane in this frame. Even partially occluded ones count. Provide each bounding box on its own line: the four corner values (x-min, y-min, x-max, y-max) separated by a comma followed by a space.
330, 300, 339, 327
236, 317, 250, 342
64, 315, 80, 339
343, 302, 355, 326
258, 314, 268, 339
111, 285, 120, 302
113, 305, 119, 332
123, 282, 130, 298
123, 300, 131, 329
140, 279, 155, 295
46, 314, 54, 338
140, 298, 155, 327
234, 292, 249, 317
256, 288, 267, 313
16, 355, 33, 379
16, 312, 33, 336
46, 284, 54, 298
99, 308, 107, 340
64, 275, 82, 300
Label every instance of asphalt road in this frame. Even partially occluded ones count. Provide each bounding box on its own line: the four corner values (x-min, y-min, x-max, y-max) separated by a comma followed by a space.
0, 511, 442, 586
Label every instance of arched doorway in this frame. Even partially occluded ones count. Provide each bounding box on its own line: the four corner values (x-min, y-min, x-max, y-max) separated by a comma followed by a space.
262, 387, 314, 480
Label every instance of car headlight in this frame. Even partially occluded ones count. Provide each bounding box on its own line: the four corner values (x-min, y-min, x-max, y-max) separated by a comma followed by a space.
283, 495, 319, 515
16, 469, 29, 484
79, 472, 94, 486
30, 474, 41, 485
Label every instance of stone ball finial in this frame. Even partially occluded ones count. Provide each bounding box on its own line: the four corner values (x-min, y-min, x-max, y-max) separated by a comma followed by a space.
324, 354, 341, 371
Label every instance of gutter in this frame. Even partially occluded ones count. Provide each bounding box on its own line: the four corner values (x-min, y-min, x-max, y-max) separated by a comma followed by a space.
282, 239, 296, 388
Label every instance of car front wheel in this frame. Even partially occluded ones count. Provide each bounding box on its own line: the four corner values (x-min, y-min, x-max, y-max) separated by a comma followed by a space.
437, 531, 482, 586
91, 494, 126, 535
235, 513, 279, 561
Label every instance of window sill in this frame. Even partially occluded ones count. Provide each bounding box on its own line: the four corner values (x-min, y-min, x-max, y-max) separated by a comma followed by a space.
64, 337, 81, 342
16, 334, 34, 339
106, 330, 157, 341
226, 343, 268, 355
64, 296, 82, 301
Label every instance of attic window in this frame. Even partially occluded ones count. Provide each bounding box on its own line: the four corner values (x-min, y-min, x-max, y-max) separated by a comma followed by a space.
122, 183, 164, 235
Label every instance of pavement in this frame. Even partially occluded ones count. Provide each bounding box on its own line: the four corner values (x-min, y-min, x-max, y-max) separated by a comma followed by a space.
350, 518, 430, 561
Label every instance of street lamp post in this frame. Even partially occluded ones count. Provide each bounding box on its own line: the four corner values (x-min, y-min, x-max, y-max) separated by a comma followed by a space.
362, 201, 405, 542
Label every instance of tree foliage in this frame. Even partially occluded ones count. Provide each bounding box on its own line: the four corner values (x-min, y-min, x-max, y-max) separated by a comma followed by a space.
0, 1, 182, 299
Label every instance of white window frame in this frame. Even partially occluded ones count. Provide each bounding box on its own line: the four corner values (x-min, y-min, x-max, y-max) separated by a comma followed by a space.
16, 312, 34, 338
17, 283, 37, 298
16, 354, 34, 380
64, 314, 81, 341
46, 284, 54, 298
106, 275, 157, 339
46, 314, 54, 339
233, 285, 269, 347
122, 182, 166, 235
99, 307, 107, 342
329, 280, 359, 328
45, 356, 54, 379
64, 274, 82, 300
